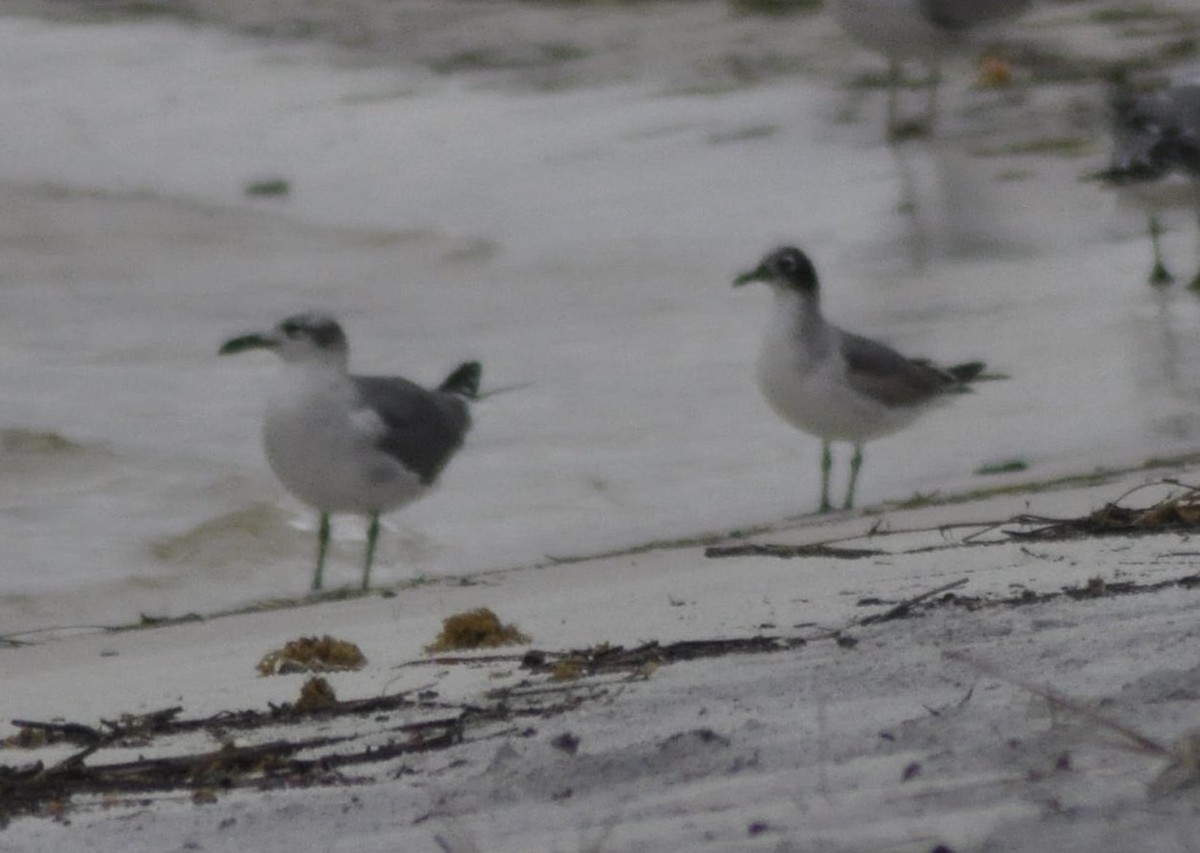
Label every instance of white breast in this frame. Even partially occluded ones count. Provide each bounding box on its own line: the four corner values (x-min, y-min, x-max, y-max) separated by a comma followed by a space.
830, 0, 956, 61
755, 301, 924, 444
262, 367, 424, 515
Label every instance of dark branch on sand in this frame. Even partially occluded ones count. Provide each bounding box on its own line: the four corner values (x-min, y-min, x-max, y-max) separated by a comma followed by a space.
857, 578, 970, 625
704, 542, 886, 559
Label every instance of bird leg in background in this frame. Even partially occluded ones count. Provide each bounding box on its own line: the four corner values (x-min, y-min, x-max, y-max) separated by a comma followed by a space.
1148, 215, 1174, 286
886, 60, 940, 142
886, 60, 902, 141
923, 63, 942, 135
845, 443, 865, 510
1191, 194, 1200, 291
313, 512, 330, 592
820, 441, 834, 513
362, 512, 381, 591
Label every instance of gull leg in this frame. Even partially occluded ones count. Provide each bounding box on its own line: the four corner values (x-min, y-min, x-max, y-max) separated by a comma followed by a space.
1148, 214, 1174, 286
312, 512, 330, 592
844, 443, 864, 510
924, 61, 941, 136
819, 441, 833, 513
886, 59, 902, 142
362, 512, 381, 591
1189, 194, 1200, 291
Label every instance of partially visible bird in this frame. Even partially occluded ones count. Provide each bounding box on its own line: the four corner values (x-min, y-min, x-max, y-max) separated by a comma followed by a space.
734, 246, 988, 512
829, 0, 1032, 140
1094, 75, 1200, 288
220, 312, 479, 591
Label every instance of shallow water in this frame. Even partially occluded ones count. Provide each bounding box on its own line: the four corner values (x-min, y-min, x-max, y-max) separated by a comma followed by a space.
1, 4, 1199, 632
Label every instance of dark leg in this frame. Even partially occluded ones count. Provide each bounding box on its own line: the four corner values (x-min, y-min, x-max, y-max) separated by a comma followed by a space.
844, 443, 864, 510
923, 62, 941, 136
819, 441, 833, 513
1149, 214, 1174, 286
885, 60, 902, 143
1190, 201, 1200, 291
312, 512, 330, 592
362, 512, 381, 591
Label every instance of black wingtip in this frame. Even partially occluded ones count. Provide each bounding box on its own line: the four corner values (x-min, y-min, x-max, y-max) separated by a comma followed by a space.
947, 361, 986, 383
947, 361, 1009, 385
439, 361, 482, 399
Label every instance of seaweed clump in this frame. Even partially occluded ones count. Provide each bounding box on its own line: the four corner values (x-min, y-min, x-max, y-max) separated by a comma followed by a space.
257, 635, 366, 675
425, 608, 529, 653
293, 676, 338, 713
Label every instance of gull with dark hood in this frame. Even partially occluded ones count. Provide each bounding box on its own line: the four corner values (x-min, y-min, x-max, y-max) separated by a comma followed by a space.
734, 246, 991, 512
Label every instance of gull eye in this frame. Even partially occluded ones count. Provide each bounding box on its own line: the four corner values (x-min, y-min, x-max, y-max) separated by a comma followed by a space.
281, 320, 302, 338
777, 253, 797, 273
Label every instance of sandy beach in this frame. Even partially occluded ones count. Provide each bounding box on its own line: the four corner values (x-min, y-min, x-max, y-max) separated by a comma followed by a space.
6, 462, 1200, 851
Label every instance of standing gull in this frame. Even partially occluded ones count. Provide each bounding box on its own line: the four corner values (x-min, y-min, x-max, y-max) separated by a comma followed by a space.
1095, 75, 1200, 288
830, 0, 1031, 140
220, 312, 480, 591
734, 246, 987, 512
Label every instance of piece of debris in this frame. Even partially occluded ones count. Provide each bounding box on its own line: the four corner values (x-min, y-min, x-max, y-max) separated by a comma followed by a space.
550, 732, 580, 755
257, 636, 366, 676
974, 459, 1028, 475
1007, 481, 1200, 541
551, 659, 585, 681
424, 609, 529, 653
525, 635, 807, 681
1151, 733, 1200, 797
243, 177, 290, 197
858, 578, 969, 625
294, 677, 338, 713
705, 542, 884, 559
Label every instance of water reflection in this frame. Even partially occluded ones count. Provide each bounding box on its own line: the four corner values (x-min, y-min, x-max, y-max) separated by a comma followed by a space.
888, 137, 1029, 271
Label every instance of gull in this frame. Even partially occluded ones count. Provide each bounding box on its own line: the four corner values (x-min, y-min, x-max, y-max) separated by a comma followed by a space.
829, 0, 1032, 140
734, 246, 988, 512
1094, 75, 1200, 288
220, 312, 479, 592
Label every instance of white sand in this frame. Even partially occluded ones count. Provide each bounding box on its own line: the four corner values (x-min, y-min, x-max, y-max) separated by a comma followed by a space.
5, 464, 1200, 852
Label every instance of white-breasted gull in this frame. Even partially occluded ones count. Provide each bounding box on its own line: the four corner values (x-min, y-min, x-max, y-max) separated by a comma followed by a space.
220, 312, 479, 591
734, 246, 990, 512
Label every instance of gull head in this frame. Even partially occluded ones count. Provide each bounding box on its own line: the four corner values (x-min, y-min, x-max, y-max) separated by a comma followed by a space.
733, 246, 819, 296
219, 311, 349, 367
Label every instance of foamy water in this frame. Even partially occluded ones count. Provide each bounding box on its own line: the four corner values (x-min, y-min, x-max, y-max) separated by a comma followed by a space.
1, 7, 1199, 633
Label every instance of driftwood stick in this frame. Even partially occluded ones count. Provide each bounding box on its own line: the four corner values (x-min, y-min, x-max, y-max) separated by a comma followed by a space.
9, 719, 106, 746
705, 543, 885, 559
858, 578, 969, 625
706, 521, 1006, 560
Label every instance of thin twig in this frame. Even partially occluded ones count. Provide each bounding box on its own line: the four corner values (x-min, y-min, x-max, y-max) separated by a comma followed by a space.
858, 578, 969, 625
945, 652, 1170, 756
704, 543, 885, 559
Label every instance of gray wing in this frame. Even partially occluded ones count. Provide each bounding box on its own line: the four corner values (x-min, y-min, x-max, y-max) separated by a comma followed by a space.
841, 332, 954, 408
922, 0, 1031, 30
1164, 82, 1200, 175
353, 376, 471, 485
1167, 79, 1200, 131
1108, 81, 1200, 180
1107, 90, 1176, 181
